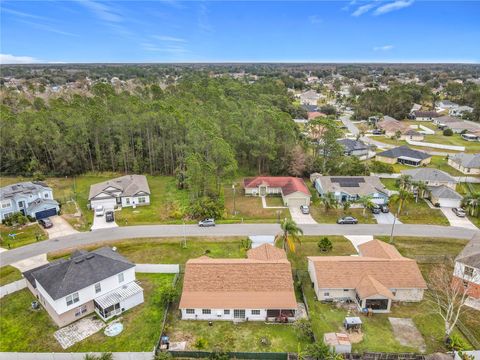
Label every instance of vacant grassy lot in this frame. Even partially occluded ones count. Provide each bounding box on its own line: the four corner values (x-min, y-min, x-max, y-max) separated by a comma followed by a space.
424, 134, 480, 153
396, 200, 449, 225
310, 206, 376, 224
0, 273, 174, 352
0, 223, 48, 249
0, 266, 22, 286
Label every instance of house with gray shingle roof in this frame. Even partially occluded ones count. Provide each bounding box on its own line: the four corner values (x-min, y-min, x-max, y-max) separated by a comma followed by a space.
453, 235, 480, 305
337, 139, 370, 157
376, 146, 431, 167
88, 175, 150, 210
448, 153, 480, 175
0, 181, 59, 221
23, 247, 143, 327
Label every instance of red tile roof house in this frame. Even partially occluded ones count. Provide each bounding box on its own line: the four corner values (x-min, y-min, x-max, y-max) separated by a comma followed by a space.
179, 244, 298, 322
243, 176, 311, 207
307, 240, 427, 313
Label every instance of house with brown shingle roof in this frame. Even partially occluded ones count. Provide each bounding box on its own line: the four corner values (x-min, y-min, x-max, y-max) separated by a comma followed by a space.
377, 116, 424, 141
179, 244, 297, 322
307, 240, 426, 313
243, 176, 311, 207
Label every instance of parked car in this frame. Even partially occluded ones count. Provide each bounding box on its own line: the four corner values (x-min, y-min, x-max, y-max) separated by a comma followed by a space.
372, 129, 383, 135
94, 205, 105, 217
198, 218, 216, 227
379, 204, 389, 213
300, 205, 310, 214
369, 204, 381, 214
337, 216, 358, 224
452, 208, 466, 218
38, 218, 53, 229
105, 211, 115, 222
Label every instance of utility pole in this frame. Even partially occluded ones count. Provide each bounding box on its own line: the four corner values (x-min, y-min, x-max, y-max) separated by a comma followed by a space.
232, 183, 237, 215
182, 219, 187, 248
389, 202, 401, 244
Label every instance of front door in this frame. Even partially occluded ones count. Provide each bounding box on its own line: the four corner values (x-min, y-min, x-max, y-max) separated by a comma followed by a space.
234, 309, 246, 319
259, 186, 267, 197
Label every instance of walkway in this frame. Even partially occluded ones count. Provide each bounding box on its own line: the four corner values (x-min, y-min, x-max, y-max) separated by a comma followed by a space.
440, 208, 478, 230
345, 235, 373, 252
260, 196, 287, 209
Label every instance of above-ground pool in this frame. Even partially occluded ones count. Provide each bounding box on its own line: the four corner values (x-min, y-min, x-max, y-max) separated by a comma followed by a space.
104, 322, 124, 337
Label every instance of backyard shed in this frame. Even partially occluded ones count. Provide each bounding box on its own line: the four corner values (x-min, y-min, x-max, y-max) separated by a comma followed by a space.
344, 317, 362, 332
323, 332, 352, 354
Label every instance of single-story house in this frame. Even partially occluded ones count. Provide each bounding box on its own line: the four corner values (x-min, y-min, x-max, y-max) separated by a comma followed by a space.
401, 168, 457, 190
243, 176, 311, 206
308, 240, 427, 313
453, 237, 480, 301
308, 111, 326, 120
299, 90, 321, 106
433, 115, 459, 127
429, 185, 463, 208
337, 139, 369, 157
412, 111, 440, 121
450, 106, 474, 118
88, 175, 151, 209
179, 244, 297, 322
301, 104, 319, 113
447, 121, 480, 134
23, 247, 144, 327
377, 116, 424, 141
436, 100, 459, 110
448, 153, 480, 175
314, 176, 389, 204
461, 133, 479, 142
376, 146, 432, 167
0, 181, 59, 221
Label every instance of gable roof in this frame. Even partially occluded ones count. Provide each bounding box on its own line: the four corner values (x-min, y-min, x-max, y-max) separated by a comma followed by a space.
377, 146, 431, 161
358, 240, 403, 259
24, 247, 134, 300
337, 139, 369, 152
429, 185, 463, 200
88, 175, 150, 200
378, 117, 407, 133
0, 181, 52, 200
356, 275, 395, 299
179, 244, 296, 309
456, 235, 480, 268
315, 176, 388, 197
243, 177, 311, 196
401, 168, 456, 183
450, 153, 480, 169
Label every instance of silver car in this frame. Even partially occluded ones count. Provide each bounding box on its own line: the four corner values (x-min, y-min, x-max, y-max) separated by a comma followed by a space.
198, 218, 216, 227
300, 205, 310, 214
452, 208, 466, 218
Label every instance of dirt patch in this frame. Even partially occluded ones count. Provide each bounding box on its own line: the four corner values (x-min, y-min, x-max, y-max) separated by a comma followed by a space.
348, 332, 364, 344
389, 317, 426, 352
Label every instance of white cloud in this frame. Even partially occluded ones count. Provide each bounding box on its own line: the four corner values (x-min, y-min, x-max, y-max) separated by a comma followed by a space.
76, 0, 123, 22
373, 0, 414, 15
1, 7, 49, 21
373, 45, 394, 51
153, 35, 186, 43
0, 54, 43, 64
352, 3, 376, 17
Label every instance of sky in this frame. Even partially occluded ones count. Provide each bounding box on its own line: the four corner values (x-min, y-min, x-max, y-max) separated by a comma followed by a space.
1, 0, 479, 64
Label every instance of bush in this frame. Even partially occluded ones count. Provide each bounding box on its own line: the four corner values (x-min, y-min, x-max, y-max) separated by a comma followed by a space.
368, 161, 394, 174
2, 212, 29, 227
188, 196, 224, 219
318, 237, 333, 252
443, 128, 454, 136
160, 285, 179, 306
294, 318, 314, 340
447, 334, 469, 351
194, 337, 208, 349
154, 352, 173, 360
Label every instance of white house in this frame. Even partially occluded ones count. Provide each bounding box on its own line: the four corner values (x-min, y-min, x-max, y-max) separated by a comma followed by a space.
0, 181, 59, 221
23, 247, 144, 327
453, 237, 480, 303
308, 240, 426, 313
179, 244, 297, 322
243, 176, 311, 207
450, 106, 474, 118
88, 175, 151, 209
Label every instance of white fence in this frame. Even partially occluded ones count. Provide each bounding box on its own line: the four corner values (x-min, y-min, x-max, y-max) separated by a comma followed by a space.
0, 352, 154, 360
406, 139, 465, 151
370, 173, 401, 179
135, 264, 180, 273
0, 279, 26, 299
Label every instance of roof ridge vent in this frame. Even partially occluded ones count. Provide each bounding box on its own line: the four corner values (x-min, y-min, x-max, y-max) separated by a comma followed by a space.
74, 258, 85, 264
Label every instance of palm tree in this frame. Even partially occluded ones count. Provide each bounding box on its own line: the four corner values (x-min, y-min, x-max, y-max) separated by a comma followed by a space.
396, 174, 412, 191
463, 193, 480, 217
358, 195, 374, 216
320, 192, 338, 213
276, 218, 303, 253
390, 189, 414, 217
414, 181, 429, 202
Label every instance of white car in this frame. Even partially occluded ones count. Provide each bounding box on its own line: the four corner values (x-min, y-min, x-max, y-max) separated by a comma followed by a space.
94, 205, 105, 217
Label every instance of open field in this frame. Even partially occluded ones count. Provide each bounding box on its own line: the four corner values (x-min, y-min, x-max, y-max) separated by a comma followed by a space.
0, 273, 174, 352
395, 200, 449, 226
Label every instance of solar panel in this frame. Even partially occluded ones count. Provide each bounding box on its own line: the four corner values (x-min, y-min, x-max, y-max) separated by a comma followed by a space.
331, 177, 365, 188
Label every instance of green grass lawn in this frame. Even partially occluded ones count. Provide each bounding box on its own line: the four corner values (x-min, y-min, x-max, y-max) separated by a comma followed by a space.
424, 134, 480, 153
0, 266, 22, 286
0, 273, 174, 352
166, 312, 312, 352
265, 196, 285, 207
0, 223, 48, 249
381, 178, 399, 190
310, 206, 377, 224
395, 200, 449, 225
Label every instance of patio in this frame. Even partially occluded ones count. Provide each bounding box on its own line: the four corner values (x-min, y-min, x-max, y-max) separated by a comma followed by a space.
54, 316, 105, 349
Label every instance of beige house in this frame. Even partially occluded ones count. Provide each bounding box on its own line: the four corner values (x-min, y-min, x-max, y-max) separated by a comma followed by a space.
243, 176, 311, 207
377, 116, 424, 141
376, 146, 431, 167
448, 153, 480, 175
308, 240, 427, 313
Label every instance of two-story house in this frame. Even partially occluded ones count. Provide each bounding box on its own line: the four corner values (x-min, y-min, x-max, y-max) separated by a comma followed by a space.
88, 175, 151, 210
23, 247, 144, 327
453, 238, 480, 306
337, 139, 370, 158
0, 181, 59, 221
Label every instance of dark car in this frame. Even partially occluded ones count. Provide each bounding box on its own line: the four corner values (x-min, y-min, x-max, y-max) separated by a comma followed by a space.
372, 129, 383, 135
38, 218, 53, 229
369, 204, 381, 214
105, 211, 115, 222
300, 205, 310, 214
379, 204, 389, 213
337, 216, 358, 224
198, 218, 216, 227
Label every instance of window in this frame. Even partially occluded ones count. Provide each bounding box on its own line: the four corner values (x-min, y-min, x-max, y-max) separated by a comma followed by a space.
66, 292, 79, 306
95, 283, 101, 294
324, 292, 330, 297
1, 201, 11, 209
138, 197, 146, 204
343, 289, 349, 292
251, 310, 261, 315
224, 309, 230, 315
44, 193, 49, 198
463, 280, 469, 288
18, 201, 25, 208
125, 198, 130, 205
118, 273, 124, 283
75, 305, 87, 317
465, 266, 474, 277
234, 309, 246, 319
202, 309, 211, 315
186, 309, 195, 314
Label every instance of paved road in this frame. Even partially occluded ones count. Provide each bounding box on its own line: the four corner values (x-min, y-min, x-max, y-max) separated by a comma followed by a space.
340, 114, 359, 135
0, 223, 477, 266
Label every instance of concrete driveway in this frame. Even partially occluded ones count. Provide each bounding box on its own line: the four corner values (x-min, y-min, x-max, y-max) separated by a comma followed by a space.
91, 211, 118, 231
440, 208, 477, 230
374, 212, 402, 225
289, 206, 317, 224
45, 216, 79, 239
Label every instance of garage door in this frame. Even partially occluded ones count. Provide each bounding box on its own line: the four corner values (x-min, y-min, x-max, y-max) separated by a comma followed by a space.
439, 198, 461, 208
91, 199, 116, 210
35, 208, 58, 220
286, 198, 308, 207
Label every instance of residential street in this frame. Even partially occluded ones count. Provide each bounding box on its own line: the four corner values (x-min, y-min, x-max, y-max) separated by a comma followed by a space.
0, 223, 477, 266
